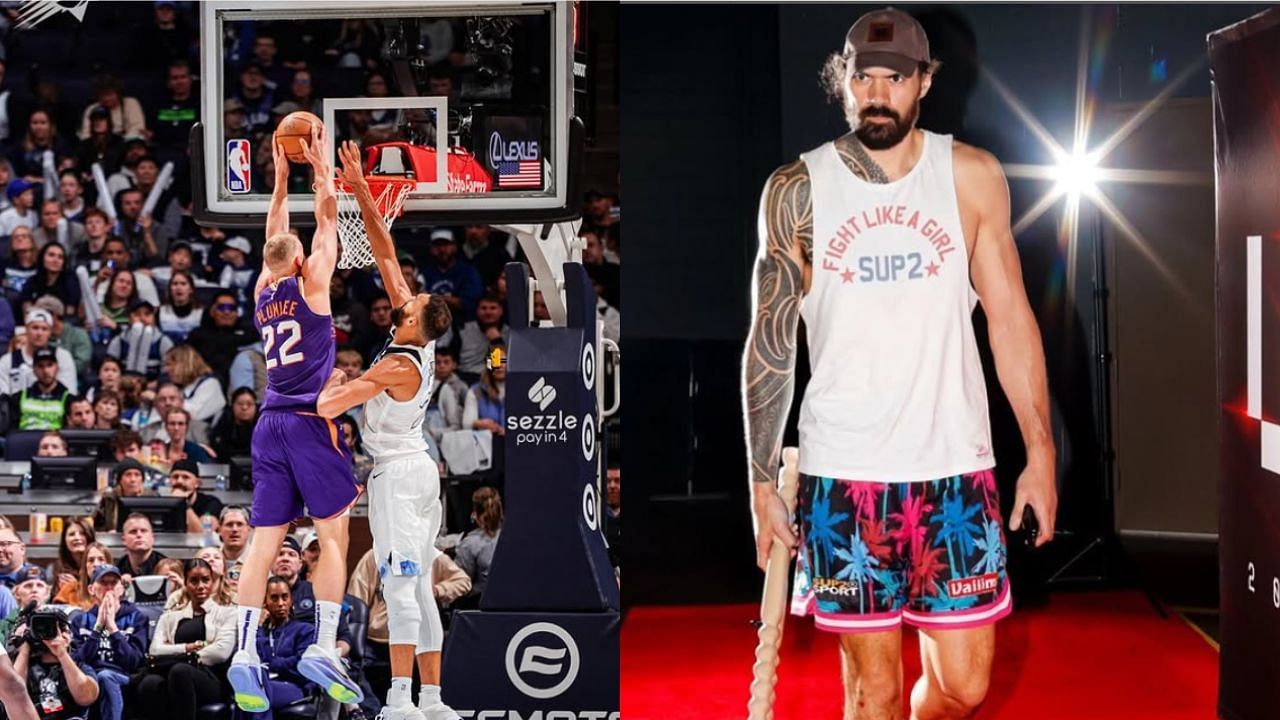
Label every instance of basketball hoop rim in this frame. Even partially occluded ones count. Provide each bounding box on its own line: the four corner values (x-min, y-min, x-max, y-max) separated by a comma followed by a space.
334, 175, 417, 218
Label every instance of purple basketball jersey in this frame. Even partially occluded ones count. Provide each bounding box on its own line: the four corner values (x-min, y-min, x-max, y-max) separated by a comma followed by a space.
254, 276, 336, 412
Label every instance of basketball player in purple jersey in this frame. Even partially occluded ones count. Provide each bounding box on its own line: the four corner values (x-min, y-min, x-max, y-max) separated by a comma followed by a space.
227, 124, 363, 711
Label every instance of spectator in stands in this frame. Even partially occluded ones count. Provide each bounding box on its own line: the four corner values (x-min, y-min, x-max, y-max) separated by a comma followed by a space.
137, 383, 210, 445
78, 75, 147, 141
218, 506, 250, 565
463, 347, 505, 436
532, 290, 551, 324
192, 547, 235, 606
18, 244, 80, 318
64, 395, 96, 430
158, 270, 204, 344
36, 431, 67, 457
10, 110, 71, 185
75, 107, 126, 179
347, 547, 470, 661
117, 514, 167, 594
87, 356, 122, 403
228, 342, 266, 401
234, 64, 275, 136
95, 268, 140, 338
458, 294, 509, 379
423, 228, 483, 322
107, 300, 172, 380
33, 200, 86, 254
11, 574, 49, 609
606, 464, 620, 567
286, 69, 320, 116
0, 296, 13, 349
151, 60, 199, 155
1, 227, 38, 304
249, 33, 292, 91
0, 160, 12, 215
111, 189, 162, 264
116, 375, 145, 428
104, 137, 148, 200
0, 526, 42, 589
130, 157, 181, 240
70, 564, 148, 720
581, 228, 620, 305
426, 347, 466, 445
455, 487, 504, 606
0, 309, 77, 394
329, 273, 366, 346
223, 98, 251, 142
327, 19, 382, 68
298, 531, 320, 581
95, 237, 161, 305
92, 391, 122, 431
57, 171, 86, 224
589, 269, 620, 344
9, 606, 98, 720
33, 296, 90, 385
0, 178, 35, 237
164, 345, 225, 427
583, 190, 621, 256
158, 408, 212, 464
107, 429, 144, 465
134, 0, 193, 71
212, 387, 256, 459
426, 68, 459, 103
332, 348, 364, 423
92, 460, 156, 533
155, 558, 185, 604
167, 459, 222, 533
7, 347, 71, 431
155, 240, 211, 292
217, 236, 256, 313
253, 575, 318, 718
187, 289, 256, 386
72, 208, 111, 271
53, 542, 111, 609
137, 558, 236, 720
461, 224, 512, 289
336, 414, 374, 485
397, 251, 423, 295
354, 292, 393, 365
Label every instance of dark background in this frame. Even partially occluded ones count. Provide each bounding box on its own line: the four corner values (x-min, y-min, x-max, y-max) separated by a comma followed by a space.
620, 3, 1269, 607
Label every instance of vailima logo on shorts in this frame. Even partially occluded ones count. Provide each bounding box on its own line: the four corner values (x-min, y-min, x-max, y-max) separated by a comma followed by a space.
528, 377, 557, 410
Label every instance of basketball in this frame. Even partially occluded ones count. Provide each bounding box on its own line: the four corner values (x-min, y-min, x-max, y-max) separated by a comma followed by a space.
274, 111, 323, 163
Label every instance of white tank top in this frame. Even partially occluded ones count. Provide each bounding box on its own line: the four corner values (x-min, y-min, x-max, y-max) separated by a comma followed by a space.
797, 131, 993, 482
361, 340, 436, 461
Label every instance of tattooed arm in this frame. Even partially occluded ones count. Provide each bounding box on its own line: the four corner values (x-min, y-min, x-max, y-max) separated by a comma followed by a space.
744, 159, 811, 571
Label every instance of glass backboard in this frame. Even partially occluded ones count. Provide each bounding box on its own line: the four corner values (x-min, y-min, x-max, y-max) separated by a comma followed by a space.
192, 1, 581, 227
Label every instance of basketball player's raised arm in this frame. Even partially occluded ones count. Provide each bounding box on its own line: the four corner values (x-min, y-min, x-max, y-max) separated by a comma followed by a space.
965, 148, 1057, 546
743, 160, 809, 569
337, 141, 412, 308
299, 124, 337, 297
256, 141, 293, 301
317, 355, 416, 418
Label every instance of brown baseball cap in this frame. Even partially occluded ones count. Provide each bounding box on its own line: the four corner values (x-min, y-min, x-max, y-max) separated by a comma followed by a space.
843, 8, 931, 76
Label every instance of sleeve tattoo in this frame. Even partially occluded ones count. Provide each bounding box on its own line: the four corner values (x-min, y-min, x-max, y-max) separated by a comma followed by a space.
743, 162, 811, 485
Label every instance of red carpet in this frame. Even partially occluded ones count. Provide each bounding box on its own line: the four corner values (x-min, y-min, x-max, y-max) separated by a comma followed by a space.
622, 591, 1218, 719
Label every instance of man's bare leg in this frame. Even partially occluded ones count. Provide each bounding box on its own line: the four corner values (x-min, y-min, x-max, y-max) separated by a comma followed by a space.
839, 628, 904, 720
909, 626, 995, 720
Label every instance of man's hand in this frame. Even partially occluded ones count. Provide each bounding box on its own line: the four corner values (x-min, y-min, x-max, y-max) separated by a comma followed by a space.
751, 484, 798, 572
483, 326, 502, 342
169, 486, 195, 506
1009, 453, 1057, 547
139, 214, 152, 233
272, 140, 290, 187
43, 631, 71, 660
337, 141, 368, 191
298, 123, 330, 181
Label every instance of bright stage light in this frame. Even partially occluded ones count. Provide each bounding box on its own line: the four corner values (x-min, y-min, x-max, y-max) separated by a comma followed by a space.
1051, 150, 1102, 201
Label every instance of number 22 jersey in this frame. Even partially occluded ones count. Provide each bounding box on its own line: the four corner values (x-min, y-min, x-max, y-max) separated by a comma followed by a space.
254, 275, 337, 412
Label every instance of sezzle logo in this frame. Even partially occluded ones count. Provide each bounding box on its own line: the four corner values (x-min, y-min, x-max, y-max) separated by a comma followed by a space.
529, 377, 557, 411
510, 378, 577, 446
489, 131, 541, 167
505, 623, 580, 699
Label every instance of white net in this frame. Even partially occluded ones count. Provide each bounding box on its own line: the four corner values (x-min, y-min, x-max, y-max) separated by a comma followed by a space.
334, 178, 414, 269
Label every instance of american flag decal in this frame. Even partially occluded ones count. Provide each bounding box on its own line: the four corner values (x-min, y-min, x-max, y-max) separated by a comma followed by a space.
497, 159, 541, 188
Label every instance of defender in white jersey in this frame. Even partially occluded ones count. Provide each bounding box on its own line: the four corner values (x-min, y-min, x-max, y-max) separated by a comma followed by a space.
317, 142, 456, 720
743, 9, 1057, 720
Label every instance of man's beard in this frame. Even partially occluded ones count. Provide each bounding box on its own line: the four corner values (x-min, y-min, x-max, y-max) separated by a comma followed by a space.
850, 101, 918, 151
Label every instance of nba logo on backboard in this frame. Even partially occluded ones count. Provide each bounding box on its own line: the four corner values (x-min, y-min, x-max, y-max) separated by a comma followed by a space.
226, 139, 251, 194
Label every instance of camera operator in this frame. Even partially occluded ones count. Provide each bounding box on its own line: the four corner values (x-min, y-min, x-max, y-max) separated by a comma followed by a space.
9, 606, 99, 720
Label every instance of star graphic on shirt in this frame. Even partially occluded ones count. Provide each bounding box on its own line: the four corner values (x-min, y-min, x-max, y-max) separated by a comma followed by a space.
925, 261, 940, 277
840, 267, 855, 284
